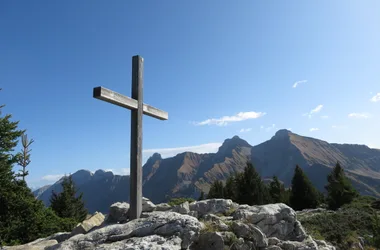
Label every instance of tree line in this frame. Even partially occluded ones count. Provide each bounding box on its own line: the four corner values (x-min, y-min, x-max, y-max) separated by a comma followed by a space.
205, 161, 358, 211
0, 93, 87, 246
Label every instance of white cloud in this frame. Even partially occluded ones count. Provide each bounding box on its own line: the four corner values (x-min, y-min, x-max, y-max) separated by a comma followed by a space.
41, 174, 64, 182
370, 93, 380, 102
260, 125, 264, 129
261, 124, 276, 132
303, 105, 323, 118
194, 111, 266, 126
309, 128, 319, 132
143, 142, 222, 159
320, 115, 329, 119
348, 113, 371, 119
104, 168, 130, 175
293, 80, 307, 88
332, 125, 347, 129
239, 128, 252, 133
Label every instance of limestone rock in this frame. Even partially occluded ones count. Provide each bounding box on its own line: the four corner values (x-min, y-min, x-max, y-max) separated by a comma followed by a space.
219, 231, 238, 246
47, 211, 202, 250
190, 232, 224, 250
142, 197, 156, 212
46, 232, 72, 243
233, 203, 306, 241
71, 212, 105, 236
202, 214, 229, 231
3, 240, 58, 250
268, 237, 281, 246
108, 202, 130, 222
231, 221, 268, 247
155, 203, 172, 211
278, 236, 318, 250
96, 235, 182, 250
189, 198, 238, 217
188, 211, 198, 218
264, 246, 282, 250
172, 201, 190, 214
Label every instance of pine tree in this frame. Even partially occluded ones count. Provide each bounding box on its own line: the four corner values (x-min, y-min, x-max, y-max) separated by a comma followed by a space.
224, 174, 238, 201
325, 162, 358, 210
290, 165, 320, 211
16, 134, 34, 181
236, 162, 270, 205
269, 175, 286, 203
50, 175, 88, 222
207, 180, 224, 199
0, 96, 65, 245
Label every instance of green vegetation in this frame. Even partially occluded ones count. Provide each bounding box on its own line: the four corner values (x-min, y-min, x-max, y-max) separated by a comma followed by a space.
269, 175, 290, 204
207, 162, 272, 205
0, 93, 86, 246
50, 175, 88, 222
290, 165, 320, 210
326, 162, 359, 210
299, 196, 379, 249
168, 197, 195, 206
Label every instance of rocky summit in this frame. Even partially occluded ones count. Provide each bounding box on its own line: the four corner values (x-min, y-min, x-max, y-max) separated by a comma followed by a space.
3, 198, 336, 250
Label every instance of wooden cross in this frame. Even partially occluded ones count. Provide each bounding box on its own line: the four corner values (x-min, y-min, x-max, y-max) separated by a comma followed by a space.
93, 55, 168, 220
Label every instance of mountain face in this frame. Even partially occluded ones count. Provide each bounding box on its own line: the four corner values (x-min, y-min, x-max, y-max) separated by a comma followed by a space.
33, 130, 380, 213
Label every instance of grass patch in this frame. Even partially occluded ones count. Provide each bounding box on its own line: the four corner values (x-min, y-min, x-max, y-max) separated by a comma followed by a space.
299, 196, 377, 250
167, 197, 195, 206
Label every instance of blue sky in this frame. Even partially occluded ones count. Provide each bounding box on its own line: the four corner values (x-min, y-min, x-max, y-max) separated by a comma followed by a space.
1, 1, 379, 189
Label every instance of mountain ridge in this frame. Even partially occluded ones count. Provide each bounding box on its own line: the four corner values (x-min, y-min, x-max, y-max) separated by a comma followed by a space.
33, 129, 380, 213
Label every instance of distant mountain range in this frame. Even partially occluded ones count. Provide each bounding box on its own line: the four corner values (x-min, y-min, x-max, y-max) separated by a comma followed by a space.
33, 129, 380, 213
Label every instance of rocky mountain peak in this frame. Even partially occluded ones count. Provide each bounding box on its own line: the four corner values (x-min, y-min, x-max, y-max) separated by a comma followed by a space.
146, 153, 162, 165
272, 129, 292, 140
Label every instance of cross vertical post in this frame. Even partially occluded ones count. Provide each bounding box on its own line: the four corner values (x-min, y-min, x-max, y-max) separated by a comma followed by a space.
130, 55, 143, 220
92, 55, 168, 221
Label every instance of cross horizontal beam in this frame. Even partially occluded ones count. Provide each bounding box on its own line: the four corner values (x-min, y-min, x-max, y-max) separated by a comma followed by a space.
93, 86, 168, 120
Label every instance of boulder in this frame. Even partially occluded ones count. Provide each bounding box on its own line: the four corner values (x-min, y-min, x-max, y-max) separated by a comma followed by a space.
155, 203, 172, 211
142, 197, 156, 212
46, 211, 202, 250
95, 235, 182, 250
190, 232, 224, 250
264, 246, 282, 250
231, 221, 268, 248
278, 236, 318, 250
71, 212, 105, 236
108, 202, 130, 222
233, 203, 306, 241
189, 199, 238, 217
45, 232, 72, 243
268, 237, 281, 246
172, 201, 190, 214
3, 240, 58, 250
202, 214, 229, 231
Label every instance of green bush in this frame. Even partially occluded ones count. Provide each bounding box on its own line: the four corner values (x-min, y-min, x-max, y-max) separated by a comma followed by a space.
299, 196, 377, 249
168, 197, 195, 206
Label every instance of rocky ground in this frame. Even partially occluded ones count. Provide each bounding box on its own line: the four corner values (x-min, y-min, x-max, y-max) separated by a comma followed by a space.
3, 198, 336, 250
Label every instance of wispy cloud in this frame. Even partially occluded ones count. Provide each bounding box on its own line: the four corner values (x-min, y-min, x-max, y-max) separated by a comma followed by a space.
106, 168, 130, 175
293, 80, 307, 88
332, 125, 347, 129
194, 111, 266, 126
143, 142, 222, 159
261, 124, 276, 132
348, 113, 371, 119
320, 115, 329, 119
41, 174, 64, 182
309, 128, 319, 132
370, 93, 380, 102
239, 128, 252, 133
303, 105, 323, 118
